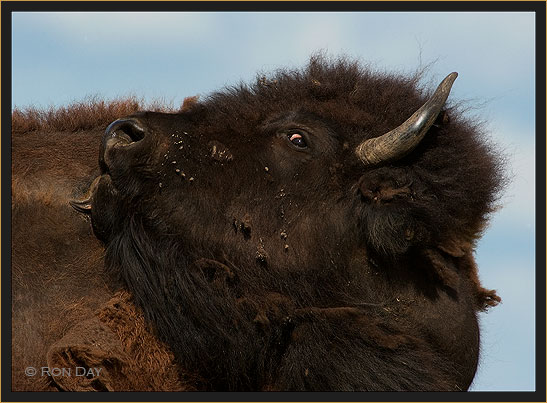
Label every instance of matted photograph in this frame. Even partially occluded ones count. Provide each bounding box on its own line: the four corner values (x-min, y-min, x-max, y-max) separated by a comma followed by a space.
3, 1, 542, 400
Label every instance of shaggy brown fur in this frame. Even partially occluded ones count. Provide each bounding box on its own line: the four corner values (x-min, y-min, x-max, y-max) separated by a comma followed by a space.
47, 291, 195, 391
11, 98, 198, 391
12, 121, 106, 391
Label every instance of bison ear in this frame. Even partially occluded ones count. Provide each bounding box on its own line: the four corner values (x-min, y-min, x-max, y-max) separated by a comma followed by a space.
46, 318, 135, 391
356, 167, 429, 256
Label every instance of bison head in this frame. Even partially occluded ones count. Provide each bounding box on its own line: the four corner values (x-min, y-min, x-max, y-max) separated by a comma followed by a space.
75, 56, 502, 391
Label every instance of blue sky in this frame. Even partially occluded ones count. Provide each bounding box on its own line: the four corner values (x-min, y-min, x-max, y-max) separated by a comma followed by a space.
12, 11, 536, 391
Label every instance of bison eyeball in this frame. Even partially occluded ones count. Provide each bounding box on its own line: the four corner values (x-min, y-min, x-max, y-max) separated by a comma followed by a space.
288, 133, 307, 148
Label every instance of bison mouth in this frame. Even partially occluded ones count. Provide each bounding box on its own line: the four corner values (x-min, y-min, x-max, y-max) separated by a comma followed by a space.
69, 175, 102, 214
70, 119, 145, 237
69, 173, 120, 240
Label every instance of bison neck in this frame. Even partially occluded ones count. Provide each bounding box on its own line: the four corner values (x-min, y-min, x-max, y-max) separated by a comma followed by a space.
103, 217, 480, 391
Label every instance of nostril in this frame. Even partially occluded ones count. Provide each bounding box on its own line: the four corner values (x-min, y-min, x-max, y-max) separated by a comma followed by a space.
105, 119, 146, 145
100, 118, 147, 173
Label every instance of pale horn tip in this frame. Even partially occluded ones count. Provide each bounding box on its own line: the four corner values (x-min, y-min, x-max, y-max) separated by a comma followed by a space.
441, 72, 458, 89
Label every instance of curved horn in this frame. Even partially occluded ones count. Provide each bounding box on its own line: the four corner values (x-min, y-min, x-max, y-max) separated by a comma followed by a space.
355, 72, 458, 166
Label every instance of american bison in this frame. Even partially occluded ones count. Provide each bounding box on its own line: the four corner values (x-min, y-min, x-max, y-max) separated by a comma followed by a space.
12, 55, 502, 391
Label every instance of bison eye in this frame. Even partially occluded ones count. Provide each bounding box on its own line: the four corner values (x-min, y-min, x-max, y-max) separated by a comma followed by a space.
288, 132, 307, 148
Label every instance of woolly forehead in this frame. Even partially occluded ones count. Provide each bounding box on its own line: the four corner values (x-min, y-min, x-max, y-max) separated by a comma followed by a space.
194, 61, 428, 147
